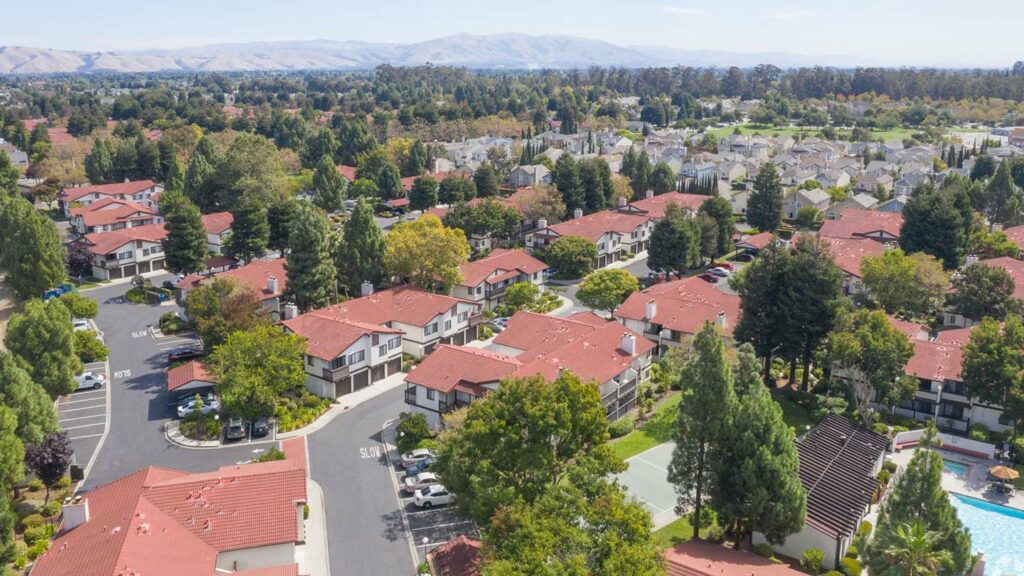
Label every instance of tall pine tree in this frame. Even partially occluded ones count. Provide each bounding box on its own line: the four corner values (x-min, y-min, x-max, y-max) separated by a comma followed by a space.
160, 191, 208, 275
313, 154, 345, 213
226, 197, 269, 264
285, 204, 338, 311
335, 198, 386, 296
748, 163, 783, 232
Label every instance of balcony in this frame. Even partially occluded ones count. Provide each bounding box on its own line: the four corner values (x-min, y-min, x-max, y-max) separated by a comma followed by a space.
322, 364, 350, 382
468, 313, 484, 327
404, 386, 417, 405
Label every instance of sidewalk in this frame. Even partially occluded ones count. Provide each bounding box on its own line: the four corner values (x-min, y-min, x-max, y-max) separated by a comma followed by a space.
297, 478, 331, 576
165, 371, 409, 449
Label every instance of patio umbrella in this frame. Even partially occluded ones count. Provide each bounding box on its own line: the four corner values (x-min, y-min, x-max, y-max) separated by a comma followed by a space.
989, 465, 1020, 480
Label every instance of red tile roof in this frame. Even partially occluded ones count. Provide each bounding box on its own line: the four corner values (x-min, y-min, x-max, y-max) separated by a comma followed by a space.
405, 345, 522, 393
493, 310, 597, 354
1002, 225, 1024, 251
626, 192, 708, 219
232, 565, 299, 576
981, 257, 1024, 300
79, 223, 167, 255
71, 197, 159, 229
615, 277, 741, 337
822, 236, 886, 278
32, 453, 306, 576
735, 231, 776, 250
820, 208, 903, 240
427, 535, 482, 576
458, 249, 547, 288
546, 210, 649, 242
166, 360, 216, 392
335, 165, 357, 181
62, 180, 158, 203
933, 326, 975, 347
201, 211, 234, 234
317, 286, 476, 328
180, 258, 287, 300
906, 339, 964, 382
664, 540, 805, 576
886, 315, 930, 341
282, 312, 402, 361
513, 320, 655, 383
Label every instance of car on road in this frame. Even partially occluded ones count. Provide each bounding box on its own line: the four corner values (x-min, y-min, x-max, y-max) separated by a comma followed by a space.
413, 484, 453, 508
74, 371, 105, 390
177, 396, 221, 418
404, 457, 434, 477
168, 344, 205, 364
697, 273, 719, 284
403, 472, 440, 494
251, 416, 270, 438
161, 280, 178, 290
224, 417, 247, 441
708, 267, 731, 277
400, 448, 437, 468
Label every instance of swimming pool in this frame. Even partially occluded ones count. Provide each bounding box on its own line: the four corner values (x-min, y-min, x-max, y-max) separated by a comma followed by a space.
950, 493, 1024, 575
943, 459, 969, 475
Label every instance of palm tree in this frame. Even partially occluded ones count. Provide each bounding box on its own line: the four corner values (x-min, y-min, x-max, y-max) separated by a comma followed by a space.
878, 521, 954, 576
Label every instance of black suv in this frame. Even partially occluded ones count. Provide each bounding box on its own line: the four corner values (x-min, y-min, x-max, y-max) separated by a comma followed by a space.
251, 416, 270, 438
168, 344, 204, 365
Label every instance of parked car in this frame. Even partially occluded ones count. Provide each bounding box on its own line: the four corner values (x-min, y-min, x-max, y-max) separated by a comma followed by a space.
697, 273, 719, 284
413, 484, 453, 508
401, 448, 437, 468
404, 457, 434, 477
251, 416, 270, 438
177, 390, 218, 407
714, 262, 734, 270
168, 344, 205, 364
403, 472, 440, 494
224, 417, 247, 441
72, 318, 91, 332
732, 253, 754, 262
161, 280, 177, 290
708, 267, 731, 277
177, 397, 221, 418
74, 371, 105, 390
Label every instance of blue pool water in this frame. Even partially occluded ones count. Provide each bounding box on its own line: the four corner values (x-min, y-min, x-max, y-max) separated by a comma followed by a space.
950, 493, 1024, 575
944, 459, 969, 475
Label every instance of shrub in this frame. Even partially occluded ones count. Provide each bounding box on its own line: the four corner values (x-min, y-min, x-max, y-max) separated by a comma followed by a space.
303, 504, 310, 520
968, 423, 990, 442
704, 524, 726, 542
754, 543, 775, 559
801, 549, 824, 574
42, 500, 62, 518
159, 312, 187, 334
891, 425, 909, 435
477, 325, 493, 340
397, 412, 431, 453
840, 557, 861, 576
124, 287, 147, 304
256, 448, 286, 463
877, 469, 891, 486
55, 476, 72, 490
416, 439, 439, 451
20, 514, 45, 530
845, 545, 859, 559
872, 423, 889, 436
824, 572, 844, 576
301, 392, 323, 408
27, 539, 50, 561
14, 541, 28, 569
24, 524, 55, 547
74, 329, 110, 362
27, 478, 44, 492
857, 520, 872, 535
608, 416, 636, 438
882, 461, 897, 474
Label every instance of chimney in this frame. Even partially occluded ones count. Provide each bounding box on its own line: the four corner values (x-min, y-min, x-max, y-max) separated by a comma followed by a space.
621, 333, 636, 355
645, 189, 654, 199
616, 196, 627, 208
645, 299, 657, 321
267, 276, 279, 295
536, 218, 548, 230
63, 495, 90, 531
715, 311, 727, 329
283, 303, 299, 320
573, 208, 583, 219
361, 281, 374, 297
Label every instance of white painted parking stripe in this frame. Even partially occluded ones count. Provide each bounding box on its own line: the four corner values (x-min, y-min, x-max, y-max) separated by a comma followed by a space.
69, 433, 104, 441
59, 414, 106, 423
62, 422, 105, 431
59, 395, 106, 405
410, 521, 475, 531
58, 404, 106, 413
405, 508, 455, 516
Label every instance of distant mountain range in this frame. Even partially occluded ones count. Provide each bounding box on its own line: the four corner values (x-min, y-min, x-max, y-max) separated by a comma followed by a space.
0, 33, 890, 74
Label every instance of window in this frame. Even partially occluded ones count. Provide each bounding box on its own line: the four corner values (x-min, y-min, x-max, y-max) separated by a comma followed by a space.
330, 356, 346, 369
307, 355, 313, 366
939, 403, 964, 419
597, 242, 605, 251
388, 337, 401, 350
426, 389, 435, 400
151, 245, 162, 254
348, 350, 365, 365
425, 323, 438, 336
142, 248, 151, 257
445, 320, 452, 331
117, 251, 132, 260
476, 287, 482, 295
458, 312, 468, 323
378, 345, 387, 356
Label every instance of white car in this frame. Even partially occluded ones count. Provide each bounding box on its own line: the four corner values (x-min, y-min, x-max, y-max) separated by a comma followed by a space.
74, 372, 105, 390
177, 397, 221, 418
400, 448, 437, 468
72, 319, 91, 332
413, 484, 453, 508
708, 267, 731, 277
403, 472, 439, 494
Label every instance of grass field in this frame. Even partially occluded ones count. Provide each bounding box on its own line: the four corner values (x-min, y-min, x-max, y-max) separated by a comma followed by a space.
773, 392, 817, 434
651, 515, 718, 549
707, 123, 925, 142
610, 393, 680, 461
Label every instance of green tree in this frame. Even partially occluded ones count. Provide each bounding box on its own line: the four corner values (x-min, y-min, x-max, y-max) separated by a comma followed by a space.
0, 151, 20, 197
647, 207, 701, 272
0, 352, 58, 445
303, 128, 338, 168
860, 249, 949, 318
543, 235, 597, 279
184, 148, 216, 211
215, 133, 288, 210
267, 198, 299, 253
24, 431, 73, 503
732, 241, 794, 375
183, 278, 269, 349
969, 229, 1020, 259
442, 200, 520, 248
0, 407, 25, 498
554, 154, 584, 213
698, 197, 736, 259
576, 269, 639, 314
715, 344, 806, 545
668, 323, 737, 537
209, 325, 306, 419
828, 309, 915, 426
864, 428, 972, 576
56, 292, 99, 319
473, 162, 500, 198
747, 163, 783, 232
1, 199, 65, 300
408, 175, 439, 211
375, 163, 403, 200
696, 213, 720, 260
403, 139, 427, 177
899, 186, 968, 269
348, 177, 379, 199
160, 191, 208, 274
503, 282, 540, 312
438, 174, 476, 204
384, 214, 469, 291
984, 159, 1023, 226
74, 330, 109, 363
0, 493, 15, 565
84, 138, 114, 184
335, 198, 386, 296
164, 154, 186, 194
650, 162, 676, 195
433, 372, 625, 526
786, 237, 845, 388
312, 154, 344, 213
285, 204, 338, 311
962, 316, 1024, 436
226, 197, 269, 264
4, 299, 82, 399
950, 262, 1019, 321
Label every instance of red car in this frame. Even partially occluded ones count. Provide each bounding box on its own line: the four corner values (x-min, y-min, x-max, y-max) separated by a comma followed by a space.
712, 262, 734, 270
698, 272, 719, 283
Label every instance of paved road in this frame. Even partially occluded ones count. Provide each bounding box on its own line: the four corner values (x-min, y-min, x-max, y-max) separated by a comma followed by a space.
308, 387, 416, 576
82, 276, 257, 490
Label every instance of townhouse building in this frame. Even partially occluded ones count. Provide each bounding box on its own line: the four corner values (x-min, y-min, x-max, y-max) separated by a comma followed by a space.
527, 208, 652, 269
59, 179, 162, 217
452, 248, 548, 310
70, 197, 163, 236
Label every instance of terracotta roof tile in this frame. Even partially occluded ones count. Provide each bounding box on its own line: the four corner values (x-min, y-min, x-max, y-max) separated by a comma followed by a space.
71, 198, 159, 228
820, 208, 903, 240
405, 345, 522, 393
1002, 224, 1024, 251
626, 192, 707, 219
933, 326, 975, 347
492, 310, 597, 354
822, 237, 886, 278
546, 210, 649, 242
735, 231, 776, 250
335, 165, 357, 181
458, 249, 547, 288
318, 286, 475, 328
283, 312, 402, 360
664, 540, 805, 576
61, 180, 158, 203
79, 223, 167, 255
232, 565, 299, 576
180, 258, 287, 299
200, 211, 233, 234
427, 535, 482, 576
514, 320, 655, 383
981, 257, 1024, 299
906, 340, 964, 382
615, 277, 740, 337
166, 360, 216, 392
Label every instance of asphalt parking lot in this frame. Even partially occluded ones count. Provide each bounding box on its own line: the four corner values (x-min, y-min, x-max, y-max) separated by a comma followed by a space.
391, 462, 479, 563
58, 360, 109, 477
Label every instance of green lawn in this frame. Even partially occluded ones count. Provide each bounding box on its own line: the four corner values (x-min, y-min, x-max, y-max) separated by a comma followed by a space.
708, 123, 927, 142
773, 393, 817, 435
652, 515, 718, 550
609, 393, 680, 461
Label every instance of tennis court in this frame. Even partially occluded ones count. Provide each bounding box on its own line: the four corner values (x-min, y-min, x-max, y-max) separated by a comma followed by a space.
615, 442, 679, 529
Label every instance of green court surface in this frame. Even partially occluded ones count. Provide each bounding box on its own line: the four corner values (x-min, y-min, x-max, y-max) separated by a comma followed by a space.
615, 442, 679, 529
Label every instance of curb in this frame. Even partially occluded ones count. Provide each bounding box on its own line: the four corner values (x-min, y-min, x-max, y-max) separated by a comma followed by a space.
164, 420, 282, 450
308, 479, 332, 576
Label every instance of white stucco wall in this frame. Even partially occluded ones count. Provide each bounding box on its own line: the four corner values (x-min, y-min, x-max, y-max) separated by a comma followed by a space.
216, 542, 295, 572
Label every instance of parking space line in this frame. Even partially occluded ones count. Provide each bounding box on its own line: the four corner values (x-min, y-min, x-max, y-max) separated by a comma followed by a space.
69, 433, 104, 441
410, 520, 474, 531
63, 422, 106, 431
59, 413, 106, 423
381, 419, 420, 571
59, 404, 106, 413
632, 455, 669, 473
59, 395, 106, 405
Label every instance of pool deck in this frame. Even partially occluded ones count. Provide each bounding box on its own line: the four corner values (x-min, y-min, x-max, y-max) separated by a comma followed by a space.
888, 447, 1023, 511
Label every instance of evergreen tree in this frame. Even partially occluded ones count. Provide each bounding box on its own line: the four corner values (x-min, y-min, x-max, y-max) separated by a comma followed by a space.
698, 197, 736, 260
733, 241, 795, 376
403, 139, 427, 177
554, 153, 584, 214
473, 162, 500, 198
4, 299, 82, 399
409, 175, 439, 211
375, 163, 403, 200
267, 198, 299, 254
303, 127, 338, 168
84, 138, 114, 184
335, 198, 386, 296
579, 158, 607, 213
748, 163, 783, 232
632, 151, 652, 196
184, 150, 216, 211
285, 204, 337, 311
648, 210, 701, 272
984, 159, 1022, 226
164, 154, 185, 194
650, 162, 676, 195
160, 191, 208, 275
226, 197, 269, 264
135, 135, 161, 179
899, 185, 968, 269
0, 351, 57, 445
668, 323, 737, 537
1, 199, 65, 300
0, 152, 17, 198
0, 492, 16, 566
438, 174, 476, 204
312, 154, 345, 213
0, 407, 24, 500
786, 237, 844, 388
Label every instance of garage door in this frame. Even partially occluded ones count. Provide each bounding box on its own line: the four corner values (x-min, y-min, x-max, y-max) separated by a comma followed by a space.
451, 330, 465, 346
386, 358, 402, 376
335, 376, 351, 398
152, 258, 165, 270
108, 266, 123, 280
124, 264, 137, 277
352, 370, 370, 392
371, 364, 386, 383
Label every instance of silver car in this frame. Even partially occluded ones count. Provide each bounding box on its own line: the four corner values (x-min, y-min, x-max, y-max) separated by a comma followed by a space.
400, 448, 437, 468
403, 472, 439, 494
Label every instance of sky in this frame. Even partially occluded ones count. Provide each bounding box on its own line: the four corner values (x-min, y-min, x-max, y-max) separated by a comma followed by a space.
1, 0, 1020, 67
